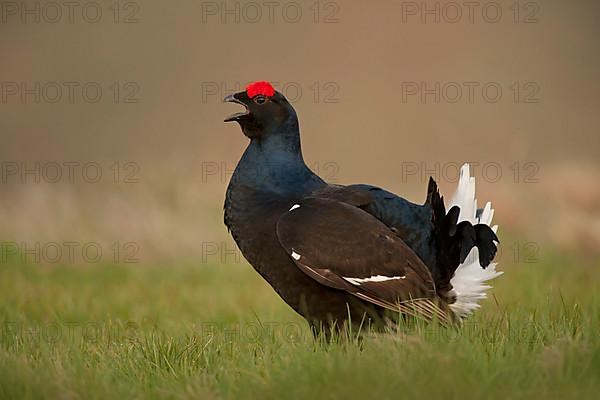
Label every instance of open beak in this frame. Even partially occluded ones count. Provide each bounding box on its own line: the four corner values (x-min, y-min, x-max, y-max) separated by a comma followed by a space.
224, 93, 249, 122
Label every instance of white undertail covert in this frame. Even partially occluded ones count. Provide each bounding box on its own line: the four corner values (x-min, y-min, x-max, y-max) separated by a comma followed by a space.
447, 164, 502, 318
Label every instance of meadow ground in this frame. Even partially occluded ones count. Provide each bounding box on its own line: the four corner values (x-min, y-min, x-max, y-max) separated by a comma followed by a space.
0, 247, 598, 399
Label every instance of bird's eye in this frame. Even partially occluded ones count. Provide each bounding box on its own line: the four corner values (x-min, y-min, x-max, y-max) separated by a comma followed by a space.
254, 95, 267, 104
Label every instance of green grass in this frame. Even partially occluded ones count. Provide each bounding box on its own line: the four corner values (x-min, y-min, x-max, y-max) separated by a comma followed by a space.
0, 252, 599, 399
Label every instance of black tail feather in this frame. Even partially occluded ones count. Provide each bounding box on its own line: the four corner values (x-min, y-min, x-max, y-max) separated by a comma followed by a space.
425, 177, 499, 293
474, 224, 499, 267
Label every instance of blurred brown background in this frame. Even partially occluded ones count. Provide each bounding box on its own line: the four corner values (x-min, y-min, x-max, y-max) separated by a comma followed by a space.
1, 0, 599, 264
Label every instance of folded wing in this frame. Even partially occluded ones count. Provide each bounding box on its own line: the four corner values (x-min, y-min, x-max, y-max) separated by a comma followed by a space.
276, 197, 449, 322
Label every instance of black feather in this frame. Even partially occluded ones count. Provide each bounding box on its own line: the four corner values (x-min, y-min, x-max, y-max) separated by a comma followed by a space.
474, 224, 499, 267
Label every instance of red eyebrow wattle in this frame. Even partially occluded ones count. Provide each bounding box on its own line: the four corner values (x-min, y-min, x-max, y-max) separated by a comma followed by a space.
246, 81, 275, 98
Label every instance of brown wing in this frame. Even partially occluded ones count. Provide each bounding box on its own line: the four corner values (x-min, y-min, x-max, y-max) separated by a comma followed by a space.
276, 197, 448, 322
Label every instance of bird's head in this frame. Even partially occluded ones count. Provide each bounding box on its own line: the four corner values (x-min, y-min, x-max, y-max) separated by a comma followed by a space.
224, 81, 297, 139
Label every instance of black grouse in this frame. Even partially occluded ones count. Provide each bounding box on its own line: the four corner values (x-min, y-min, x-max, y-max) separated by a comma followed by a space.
223, 81, 500, 334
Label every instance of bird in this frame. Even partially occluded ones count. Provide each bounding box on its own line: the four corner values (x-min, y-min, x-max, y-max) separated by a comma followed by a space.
223, 80, 500, 335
